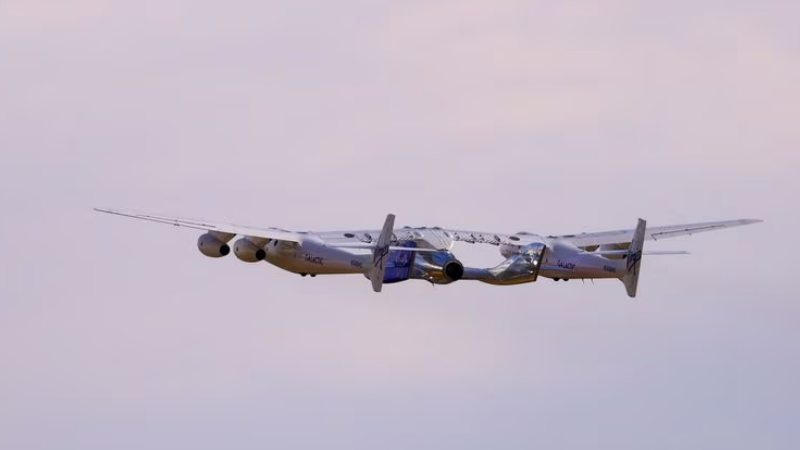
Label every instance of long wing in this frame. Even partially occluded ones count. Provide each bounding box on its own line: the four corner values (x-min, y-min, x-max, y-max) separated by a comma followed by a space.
94, 208, 303, 242
550, 219, 762, 247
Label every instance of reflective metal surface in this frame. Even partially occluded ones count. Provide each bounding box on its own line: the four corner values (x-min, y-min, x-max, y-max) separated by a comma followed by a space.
463, 243, 547, 286
410, 251, 465, 285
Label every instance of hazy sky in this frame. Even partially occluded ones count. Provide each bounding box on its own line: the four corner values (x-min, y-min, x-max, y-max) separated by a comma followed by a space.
1, 1, 798, 449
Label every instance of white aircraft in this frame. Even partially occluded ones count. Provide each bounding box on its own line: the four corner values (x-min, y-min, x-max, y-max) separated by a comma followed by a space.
95, 208, 761, 298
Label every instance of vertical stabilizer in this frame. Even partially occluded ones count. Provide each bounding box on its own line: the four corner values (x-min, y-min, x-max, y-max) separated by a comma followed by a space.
622, 219, 646, 298
369, 214, 396, 293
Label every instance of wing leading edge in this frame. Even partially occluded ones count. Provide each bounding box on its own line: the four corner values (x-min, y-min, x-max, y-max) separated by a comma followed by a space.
96, 208, 762, 252
95, 208, 449, 252
94, 208, 303, 243
552, 218, 762, 248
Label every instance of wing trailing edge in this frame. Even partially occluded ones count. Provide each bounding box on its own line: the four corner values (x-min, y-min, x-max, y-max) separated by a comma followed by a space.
94, 207, 302, 243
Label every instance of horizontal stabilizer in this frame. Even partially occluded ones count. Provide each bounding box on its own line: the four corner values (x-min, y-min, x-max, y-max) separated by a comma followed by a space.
641, 250, 690, 256
582, 250, 690, 256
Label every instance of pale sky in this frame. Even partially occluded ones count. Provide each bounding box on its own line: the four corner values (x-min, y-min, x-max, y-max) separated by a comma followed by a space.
1, 1, 798, 449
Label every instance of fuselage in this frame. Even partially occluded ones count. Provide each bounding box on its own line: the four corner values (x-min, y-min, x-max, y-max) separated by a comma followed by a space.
261, 230, 625, 284
538, 240, 624, 280
263, 237, 370, 275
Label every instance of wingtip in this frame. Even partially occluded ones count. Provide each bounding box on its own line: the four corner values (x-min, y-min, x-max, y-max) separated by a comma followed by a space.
94, 207, 123, 215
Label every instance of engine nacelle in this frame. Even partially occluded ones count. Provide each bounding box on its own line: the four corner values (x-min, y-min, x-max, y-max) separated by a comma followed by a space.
411, 252, 465, 284
363, 247, 465, 285
197, 232, 233, 258
234, 238, 267, 263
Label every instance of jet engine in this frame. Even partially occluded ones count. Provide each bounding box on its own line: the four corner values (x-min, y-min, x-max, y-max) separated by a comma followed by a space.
412, 252, 465, 284
234, 238, 267, 263
362, 243, 465, 286
443, 259, 465, 281
197, 232, 234, 258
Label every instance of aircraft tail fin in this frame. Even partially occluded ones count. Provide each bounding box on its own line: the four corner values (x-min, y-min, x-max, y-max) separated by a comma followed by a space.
369, 214, 396, 293
621, 218, 646, 298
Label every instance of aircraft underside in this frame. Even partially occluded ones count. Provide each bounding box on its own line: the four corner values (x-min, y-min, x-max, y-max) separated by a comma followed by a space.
96, 208, 762, 298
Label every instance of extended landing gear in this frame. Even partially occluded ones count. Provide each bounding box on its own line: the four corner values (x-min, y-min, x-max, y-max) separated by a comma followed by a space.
300, 273, 317, 278
552, 278, 569, 282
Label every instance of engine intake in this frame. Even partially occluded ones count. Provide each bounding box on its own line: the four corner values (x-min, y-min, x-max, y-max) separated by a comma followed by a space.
443, 260, 465, 281
198, 233, 232, 258
234, 238, 267, 263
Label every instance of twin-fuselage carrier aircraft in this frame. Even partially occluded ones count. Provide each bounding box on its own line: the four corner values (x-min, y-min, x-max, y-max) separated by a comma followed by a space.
96, 208, 761, 298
